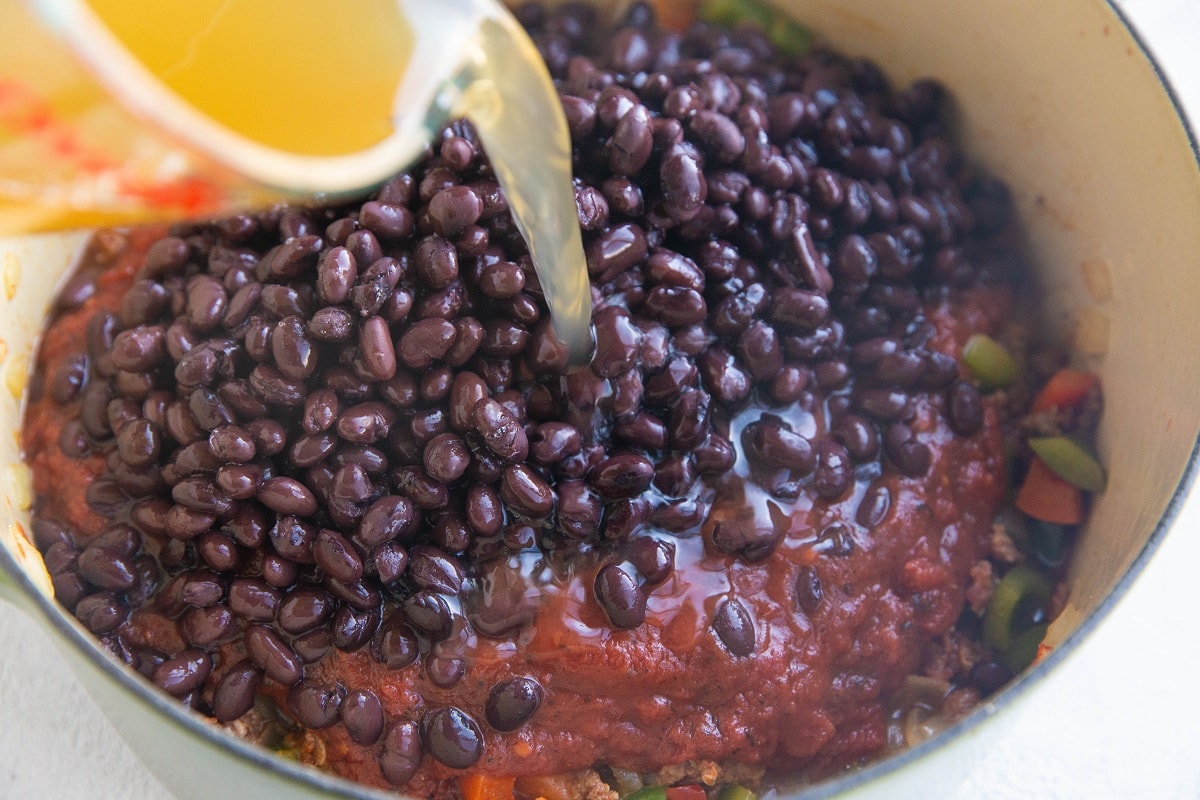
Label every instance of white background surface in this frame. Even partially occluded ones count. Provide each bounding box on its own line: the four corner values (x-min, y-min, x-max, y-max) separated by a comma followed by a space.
2, 1, 1199, 798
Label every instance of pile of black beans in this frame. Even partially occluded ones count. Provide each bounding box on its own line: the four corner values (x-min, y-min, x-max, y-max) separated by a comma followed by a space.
30, 0, 1017, 780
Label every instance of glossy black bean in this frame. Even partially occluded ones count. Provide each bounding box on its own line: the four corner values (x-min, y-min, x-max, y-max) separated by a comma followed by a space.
627, 536, 675, 585
795, 567, 824, 614
713, 598, 756, 656
856, 482, 892, 528
947, 380, 985, 436
258, 477, 318, 517
472, 397, 529, 463
196, 531, 240, 572
77, 547, 137, 592
111, 325, 166, 372
277, 587, 333, 635
884, 423, 931, 477
591, 306, 642, 378
152, 649, 213, 696
75, 592, 128, 634
380, 720, 423, 786
228, 578, 280, 622
499, 465, 554, 518
181, 603, 236, 647
374, 613, 419, 669
308, 306, 355, 342
814, 440, 853, 499
594, 564, 645, 629
710, 515, 782, 562
485, 677, 544, 733
690, 109, 745, 162
429, 186, 483, 238
287, 681, 345, 729
373, 541, 409, 585
213, 661, 261, 722
245, 624, 303, 685
402, 590, 453, 641
397, 317, 456, 369
359, 495, 418, 547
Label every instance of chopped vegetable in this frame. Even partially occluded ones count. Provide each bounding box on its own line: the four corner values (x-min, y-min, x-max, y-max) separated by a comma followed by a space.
666, 786, 708, 800
1015, 457, 1085, 525
982, 566, 1052, 654
651, 0, 699, 32
461, 775, 518, 800
1030, 368, 1098, 413
961, 333, 1020, 390
1027, 435, 1106, 492
515, 775, 576, 800
999, 622, 1049, 673
699, 0, 812, 55
626, 787, 668, 800
717, 785, 756, 800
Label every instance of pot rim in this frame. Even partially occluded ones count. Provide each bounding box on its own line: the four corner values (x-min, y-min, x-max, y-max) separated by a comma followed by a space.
2, 1, 1198, 798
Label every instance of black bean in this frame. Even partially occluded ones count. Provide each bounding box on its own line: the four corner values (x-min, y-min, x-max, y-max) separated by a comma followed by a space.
814, 440, 853, 499
586, 223, 648, 282
111, 325, 166, 372
213, 661, 261, 722
711, 516, 782, 562
643, 285, 707, 327
227, 579, 280, 622
485, 677, 544, 732
181, 603, 236, 647
245, 624, 303, 686
499, 464, 554, 518
698, 346, 752, 406
472, 398, 529, 463
341, 689, 385, 745
308, 306, 355, 342
627, 536, 675, 584
690, 110, 745, 162
947, 380, 984, 436
258, 477, 318, 517
359, 495, 418, 547
407, 545, 465, 595
429, 186, 483, 238
374, 614, 419, 669
796, 567, 824, 614
884, 423, 931, 477
115, 419, 160, 468
660, 145, 707, 221
262, 554, 299, 589
380, 720, 423, 786
196, 531, 239, 572
426, 655, 466, 688
152, 649, 213, 696
77, 547, 137, 592
594, 564, 645, 629
588, 454, 654, 499
277, 587, 333, 635
591, 306, 642, 378
287, 681, 345, 729
402, 591, 453, 641
743, 420, 815, 473
856, 482, 892, 528
75, 592, 128, 634
713, 598, 756, 656
667, 387, 710, 450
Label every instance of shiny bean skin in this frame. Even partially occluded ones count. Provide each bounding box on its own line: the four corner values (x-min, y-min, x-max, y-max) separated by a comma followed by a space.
485, 677, 544, 732
287, 681, 345, 729
593, 564, 645, 629
152, 649, 213, 696
421, 706, 483, 770
342, 689, 385, 745
712, 598, 756, 656
245, 624, 304, 685
472, 398, 529, 463
499, 465, 555, 518
213, 661, 261, 722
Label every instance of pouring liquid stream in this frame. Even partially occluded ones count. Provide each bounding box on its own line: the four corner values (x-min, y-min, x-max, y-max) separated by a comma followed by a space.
2, 0, 594, 361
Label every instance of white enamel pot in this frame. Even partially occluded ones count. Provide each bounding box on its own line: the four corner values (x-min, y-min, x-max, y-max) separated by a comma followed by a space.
1, 1, 1198, 798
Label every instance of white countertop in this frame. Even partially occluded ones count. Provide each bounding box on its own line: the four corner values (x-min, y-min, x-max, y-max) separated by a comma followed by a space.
2, 1, 1199, 798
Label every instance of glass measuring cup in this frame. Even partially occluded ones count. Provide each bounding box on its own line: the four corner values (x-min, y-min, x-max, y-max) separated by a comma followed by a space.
0, 0, 520, 235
